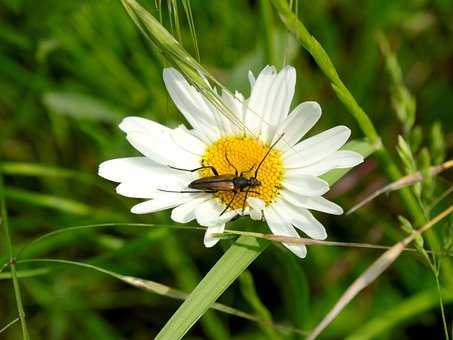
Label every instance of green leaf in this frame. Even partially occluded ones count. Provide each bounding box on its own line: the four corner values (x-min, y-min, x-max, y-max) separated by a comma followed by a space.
43, 91, 122, 122
377, 32, 416, 134
4, 187, 115, 217
156, 236, 269, 340
419, 147, 433, 202
409, 126, 423, 153
156, 140, 374, 340
346, 289, 453, 340
397, 135, 417, 175
239, 271, 281, 340
276, 249, 310, 331
430, 122, 445, 165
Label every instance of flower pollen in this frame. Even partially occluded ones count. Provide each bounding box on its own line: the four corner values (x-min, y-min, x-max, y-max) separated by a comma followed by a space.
201, 136, 283, 210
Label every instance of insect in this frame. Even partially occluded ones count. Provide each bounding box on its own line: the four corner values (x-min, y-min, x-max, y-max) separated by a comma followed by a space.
160, 134, 284, 216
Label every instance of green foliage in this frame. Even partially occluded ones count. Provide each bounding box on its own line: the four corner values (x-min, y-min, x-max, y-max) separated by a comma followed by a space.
0, 0, 452, 339
239, 271, 281, 340
431, 122, 446, 165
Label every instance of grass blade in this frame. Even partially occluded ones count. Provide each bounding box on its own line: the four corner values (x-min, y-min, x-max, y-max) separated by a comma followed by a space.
269, 0, 426, 229
307, 204, 453, 340
120, 0, 247, 132
0, 173, 30, 340
156, 236, 269, 340
346, 288, 453, 340
239, 271, 281, 340
0, 268, 50, 280
15, 258, 307, 336
0, 317, 20, 335
348, 159, 453, 214
155, 140, 374, 339
4, 187, 112, 216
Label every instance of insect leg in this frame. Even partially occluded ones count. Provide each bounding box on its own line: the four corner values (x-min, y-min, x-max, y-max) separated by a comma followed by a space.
219, 190, 237, 216
241, 187, 251, 215
238, 186, 259, 195
169, 165, 218, 176
224, 151, 238, 176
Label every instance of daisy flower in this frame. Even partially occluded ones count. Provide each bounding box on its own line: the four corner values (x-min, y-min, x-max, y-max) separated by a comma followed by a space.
99, 65, 363, 258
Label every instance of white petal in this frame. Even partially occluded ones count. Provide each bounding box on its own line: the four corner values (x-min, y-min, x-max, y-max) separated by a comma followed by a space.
119, 116, 201, 169
131, 197, 188, 214
284, 126, 351, 168
276, 199, 327, 240
126, 131, 200, 169
263, 206, 307, 258
247, 197, 265, 220
170, 126, 206, 156
98, 157, 163, 183
116, 182, 159, 198
281, 190, 343, 215
221, 89, 246, 134
99, 157, 196, 198
163, 68, 219, 142
282, 174, 330, 196
171, 196, 211, 223
249, 209, 262, 221
204, 224, 226, 248
274, 101, 321, 149
208, 99, 236, 137
289, 150, 364, 175
244, 65, 277, 135
119, 116, 166, 135
261, 65, 296, 143
195, 199, 238, 227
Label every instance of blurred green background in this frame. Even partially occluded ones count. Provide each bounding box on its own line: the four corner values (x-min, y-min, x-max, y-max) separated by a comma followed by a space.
1, 0, 452, 339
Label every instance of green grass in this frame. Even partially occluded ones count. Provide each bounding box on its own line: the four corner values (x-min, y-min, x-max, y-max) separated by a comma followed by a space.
1, 0, 452, 339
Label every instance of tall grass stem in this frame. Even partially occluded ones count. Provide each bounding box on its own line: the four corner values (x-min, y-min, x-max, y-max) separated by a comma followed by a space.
0, 172, 30, 340
269, 0, 426, 228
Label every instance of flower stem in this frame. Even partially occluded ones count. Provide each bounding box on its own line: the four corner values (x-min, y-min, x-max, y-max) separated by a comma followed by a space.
435, 261, 450, 340
0, 173, 30, 340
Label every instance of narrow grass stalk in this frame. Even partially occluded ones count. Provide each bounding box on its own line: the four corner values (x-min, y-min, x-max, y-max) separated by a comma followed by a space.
155, 142, 374, 339
155, 236, 269, 340
348, 159, 453, 214
434, 269, 450, 340
0, 173, 30, 340
15, 222, 205, 259
269, 0, 426, 228
9, 220, 451, 270
160, 234, 229, 340
307, 204, 453, 340
347, 288, 453, 340
269, 0, 379, 145
218, 229, 452, 256
120, 0, 247, 133
0, 267, 50, 280
16, 258, 307, 336
181, 0, 200, 62
0, 317, 20, 335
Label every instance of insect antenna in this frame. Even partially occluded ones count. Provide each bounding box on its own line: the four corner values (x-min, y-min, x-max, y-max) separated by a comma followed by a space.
253, 133, 285, 178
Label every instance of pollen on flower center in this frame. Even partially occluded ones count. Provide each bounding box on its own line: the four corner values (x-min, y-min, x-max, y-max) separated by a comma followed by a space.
200, 136, 283, 210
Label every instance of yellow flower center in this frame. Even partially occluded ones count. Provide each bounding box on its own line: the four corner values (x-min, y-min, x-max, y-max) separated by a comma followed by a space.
201, 136, 283, 210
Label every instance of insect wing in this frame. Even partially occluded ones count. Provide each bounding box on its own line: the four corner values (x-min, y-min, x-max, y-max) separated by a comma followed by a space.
189, 175, 235, 191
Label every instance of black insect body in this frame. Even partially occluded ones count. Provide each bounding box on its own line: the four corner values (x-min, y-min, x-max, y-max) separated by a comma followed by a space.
160, 134, 284, 216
